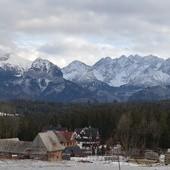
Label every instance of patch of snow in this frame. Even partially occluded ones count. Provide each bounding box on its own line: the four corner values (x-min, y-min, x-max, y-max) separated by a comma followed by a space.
37, 78, 51, 92
0, 159, 169, 170
14, 74, 22, 78
0, 112, 18, 116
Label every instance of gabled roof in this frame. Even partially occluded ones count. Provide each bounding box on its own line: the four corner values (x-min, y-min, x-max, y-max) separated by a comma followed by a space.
74, 127, 100, 140
0, 139, 32, 154
56, 131, 74, 142
32, 131, 65, 154
55, 132, 67, 143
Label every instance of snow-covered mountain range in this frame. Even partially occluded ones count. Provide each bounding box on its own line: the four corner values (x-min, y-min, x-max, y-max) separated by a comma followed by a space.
62, 54, 170, 87
0, 52, 170, 102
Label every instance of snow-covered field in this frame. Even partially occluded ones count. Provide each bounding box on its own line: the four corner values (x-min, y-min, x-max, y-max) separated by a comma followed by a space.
0, 160, 169, 170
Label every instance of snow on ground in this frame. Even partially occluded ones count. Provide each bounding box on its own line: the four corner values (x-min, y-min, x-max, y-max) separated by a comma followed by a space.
0, 160, 169, 170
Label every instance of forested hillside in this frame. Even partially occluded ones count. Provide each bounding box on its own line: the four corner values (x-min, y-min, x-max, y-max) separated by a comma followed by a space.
0, 100, 169, 151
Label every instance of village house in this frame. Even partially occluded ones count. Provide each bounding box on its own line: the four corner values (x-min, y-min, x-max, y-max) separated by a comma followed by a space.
0, 138, 32, 159
41, 126, 84, 160
31, 131, 65, 161
72, 127, 100, 154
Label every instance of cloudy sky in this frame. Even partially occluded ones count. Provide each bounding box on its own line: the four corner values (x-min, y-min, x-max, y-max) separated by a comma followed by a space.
0, 0, 170, 67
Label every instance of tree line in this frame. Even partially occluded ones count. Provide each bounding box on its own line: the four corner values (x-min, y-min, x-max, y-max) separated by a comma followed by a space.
0, 99, 169, 151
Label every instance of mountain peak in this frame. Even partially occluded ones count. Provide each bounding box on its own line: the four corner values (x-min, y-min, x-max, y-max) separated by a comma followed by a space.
143, 54, 164, 61
119, 55, 127, 59
62, 60, 90, 81
67, 60, 90, 68
0, 52, 32, 71
32, 58, 56, 70
31, 58, 63, 77
92, 56, 112, 68
105, 56, 112, 60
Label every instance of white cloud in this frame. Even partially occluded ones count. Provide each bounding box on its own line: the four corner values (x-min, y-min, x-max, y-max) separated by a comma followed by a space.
37, 37, 123, 67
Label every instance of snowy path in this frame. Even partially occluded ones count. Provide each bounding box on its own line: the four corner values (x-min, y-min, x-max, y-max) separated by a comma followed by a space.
0, 160, 169, 170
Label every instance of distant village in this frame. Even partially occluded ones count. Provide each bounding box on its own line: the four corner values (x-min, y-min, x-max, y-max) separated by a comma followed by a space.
0, 125, 170, 165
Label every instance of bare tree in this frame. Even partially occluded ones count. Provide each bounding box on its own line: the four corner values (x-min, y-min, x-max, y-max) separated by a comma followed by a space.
116, 113, 140, 153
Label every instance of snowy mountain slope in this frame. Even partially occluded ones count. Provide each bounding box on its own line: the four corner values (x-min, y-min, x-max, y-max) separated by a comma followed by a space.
91, 55, 167, 87
159, 58, 170, 75
129, 69, 170, 87
0, 52, 32, 72
62, 60, 117, 102
62, 60, 91, 81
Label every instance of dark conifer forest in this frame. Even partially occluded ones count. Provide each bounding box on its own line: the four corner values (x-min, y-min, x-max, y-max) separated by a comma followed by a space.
0, 100, 169, 151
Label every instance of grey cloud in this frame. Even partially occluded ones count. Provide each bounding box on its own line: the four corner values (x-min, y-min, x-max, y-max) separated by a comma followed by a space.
0, 0, 170, 33
1, 0, 170, 60
0, 31, 16, 49
38, 43, 67, 55
1, 0, 170, 35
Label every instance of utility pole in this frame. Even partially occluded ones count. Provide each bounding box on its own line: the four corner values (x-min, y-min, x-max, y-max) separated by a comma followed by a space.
117, 152, 121, 170
117, 144, 121, 170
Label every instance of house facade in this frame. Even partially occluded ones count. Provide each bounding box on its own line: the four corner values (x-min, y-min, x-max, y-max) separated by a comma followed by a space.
73, 127, 100, 154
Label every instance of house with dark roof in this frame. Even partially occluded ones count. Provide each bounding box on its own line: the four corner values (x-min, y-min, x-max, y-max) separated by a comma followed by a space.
73, 127, 100, 154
